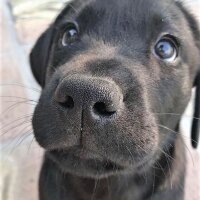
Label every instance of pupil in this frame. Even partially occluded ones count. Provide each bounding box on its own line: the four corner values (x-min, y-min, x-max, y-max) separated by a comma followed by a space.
68, 29, 77, 37
62, 25, 78, 46
157, 40, 174, 58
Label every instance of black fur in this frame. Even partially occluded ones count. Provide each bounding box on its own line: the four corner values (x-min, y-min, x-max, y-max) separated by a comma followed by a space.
30, 0, 200, 199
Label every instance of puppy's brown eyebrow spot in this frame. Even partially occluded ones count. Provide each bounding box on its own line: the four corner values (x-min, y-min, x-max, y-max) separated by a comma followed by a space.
67, 39, 118, 68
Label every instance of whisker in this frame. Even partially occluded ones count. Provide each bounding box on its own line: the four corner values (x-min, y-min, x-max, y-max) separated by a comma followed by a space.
27, 135, 35, 154
163, 147, 173, 189
0, 95, 38, 102
159, 124, 195, 167
0, 120, 31, 137
151, 169, 156, 198
0, 100, 36, 115
1, 100, 37, 104
9, 131, 33, 154
155, 161, 167, 179
0, 114, 33, 131
2, 130, 33, 155
159, 147, 175, 162
158, 124, 198, 144
91, 178, 99, 200
125, 145, 135, 162
15, 123, 32, 138
155, 112, 200, 120
0, 83, 41, 93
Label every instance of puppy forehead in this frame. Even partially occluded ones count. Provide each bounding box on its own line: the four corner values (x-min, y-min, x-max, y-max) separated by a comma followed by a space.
54, 0, 184, 45
60, 0, 178, 26
88, 0, 175, 15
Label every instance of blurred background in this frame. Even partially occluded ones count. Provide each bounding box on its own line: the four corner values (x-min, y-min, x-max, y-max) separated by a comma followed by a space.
0, 0, 200, 200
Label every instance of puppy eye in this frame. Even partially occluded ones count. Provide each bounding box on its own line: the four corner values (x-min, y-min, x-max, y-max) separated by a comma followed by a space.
61, 23, 79, 46
154, 35, 179, 62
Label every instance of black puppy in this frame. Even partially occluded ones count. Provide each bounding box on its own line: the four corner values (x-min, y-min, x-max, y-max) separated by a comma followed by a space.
30, 0, 200, 199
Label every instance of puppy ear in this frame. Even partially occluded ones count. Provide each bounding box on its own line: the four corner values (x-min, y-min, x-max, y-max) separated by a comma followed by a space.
175, 2, 200, 149
30, 27, 53, 87
30, 0, 85, 87
191, 73, 200, 148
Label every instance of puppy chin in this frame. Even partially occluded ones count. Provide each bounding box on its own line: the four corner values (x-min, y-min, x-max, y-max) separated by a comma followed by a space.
44, 145, 158, 179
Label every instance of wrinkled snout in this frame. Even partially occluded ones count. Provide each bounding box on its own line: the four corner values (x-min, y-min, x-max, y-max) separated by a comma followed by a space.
54, 75, 124, 120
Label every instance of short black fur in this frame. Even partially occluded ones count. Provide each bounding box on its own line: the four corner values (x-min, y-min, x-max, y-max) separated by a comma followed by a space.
30, 0, 200, 199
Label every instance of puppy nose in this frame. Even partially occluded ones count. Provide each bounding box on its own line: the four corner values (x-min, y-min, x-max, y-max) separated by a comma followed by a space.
54, 75, 123, 118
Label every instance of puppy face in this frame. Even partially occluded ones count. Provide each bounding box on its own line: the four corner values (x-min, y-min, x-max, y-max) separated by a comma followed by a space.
31, 0, 200, 178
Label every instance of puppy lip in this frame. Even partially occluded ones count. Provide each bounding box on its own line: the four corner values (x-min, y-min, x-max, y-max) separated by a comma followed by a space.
100, 160, 124, 171
49, 149, 125, 172
48, 149, 155, 177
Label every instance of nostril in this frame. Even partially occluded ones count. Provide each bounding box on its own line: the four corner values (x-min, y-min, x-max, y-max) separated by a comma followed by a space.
93, 102, 116, 117
58, 96, 74, 109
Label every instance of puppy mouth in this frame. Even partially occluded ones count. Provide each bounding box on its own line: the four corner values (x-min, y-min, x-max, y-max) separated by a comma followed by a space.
48, 148, 125, 176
